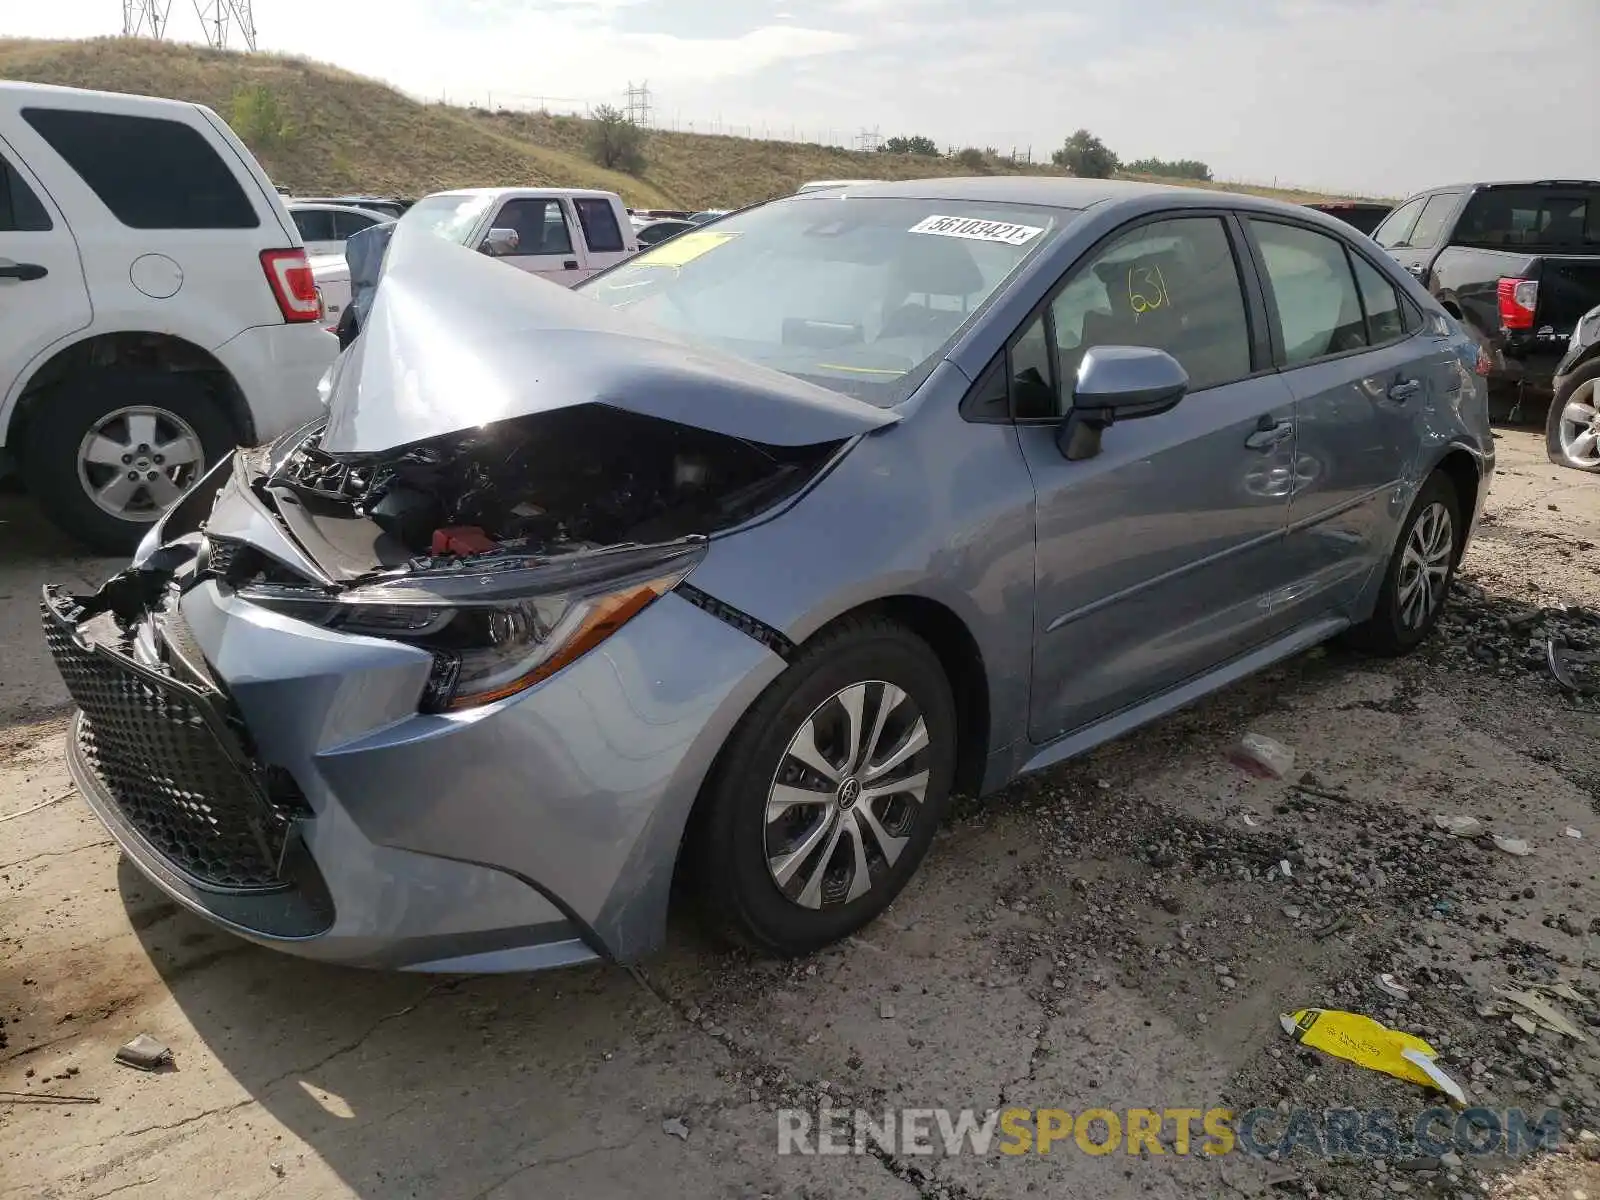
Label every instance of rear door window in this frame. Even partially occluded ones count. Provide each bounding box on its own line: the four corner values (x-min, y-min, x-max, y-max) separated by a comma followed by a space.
0, 150, 52, 232
292, 208, 335, 243
331, 210, 379, 240
572, 197, 625, 252
1249, 220, 1369, 364
22, 107, 259, 230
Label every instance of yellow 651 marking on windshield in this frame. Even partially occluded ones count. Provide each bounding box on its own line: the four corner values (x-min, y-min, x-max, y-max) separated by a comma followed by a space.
1127, 264, 1172, 320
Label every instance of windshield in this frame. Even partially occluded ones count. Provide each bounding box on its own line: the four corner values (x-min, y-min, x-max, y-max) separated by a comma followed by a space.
578, 197, 1069, 404
398, 193, 495, 246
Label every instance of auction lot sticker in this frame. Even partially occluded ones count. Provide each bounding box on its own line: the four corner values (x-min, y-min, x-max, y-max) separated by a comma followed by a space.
908, 215, 1043, 246
635, 230, 738, 267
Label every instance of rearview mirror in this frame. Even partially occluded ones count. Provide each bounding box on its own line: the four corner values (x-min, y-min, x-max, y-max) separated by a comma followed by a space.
1057, 346, 1189, 461
480, 227, 520, 257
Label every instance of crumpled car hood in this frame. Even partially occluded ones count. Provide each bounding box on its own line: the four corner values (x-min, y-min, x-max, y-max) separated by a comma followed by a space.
319, 224, 900, 455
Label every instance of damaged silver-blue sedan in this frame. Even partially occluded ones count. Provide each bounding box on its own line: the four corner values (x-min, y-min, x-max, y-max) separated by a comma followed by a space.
44, 179, 1494, 972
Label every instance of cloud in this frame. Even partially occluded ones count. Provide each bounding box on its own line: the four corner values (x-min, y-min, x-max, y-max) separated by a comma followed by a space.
7, 0, 1597, 195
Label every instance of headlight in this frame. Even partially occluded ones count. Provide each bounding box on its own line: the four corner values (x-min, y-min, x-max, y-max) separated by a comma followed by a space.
239, 541, 705, 711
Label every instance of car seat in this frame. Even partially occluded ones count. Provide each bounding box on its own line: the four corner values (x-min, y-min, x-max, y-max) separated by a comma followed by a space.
876, 237, 985, 343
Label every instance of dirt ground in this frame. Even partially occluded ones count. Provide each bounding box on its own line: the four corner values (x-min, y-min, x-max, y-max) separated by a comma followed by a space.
3, 428, 1600, 1200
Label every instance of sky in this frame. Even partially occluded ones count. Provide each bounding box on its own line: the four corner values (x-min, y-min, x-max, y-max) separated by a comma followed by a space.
5, 0, 1598, 196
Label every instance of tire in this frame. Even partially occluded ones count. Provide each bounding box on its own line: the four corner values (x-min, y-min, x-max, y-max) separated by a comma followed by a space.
1343, 470, 1463, 656
690, 616, 958, 956
1545, 360, 1600, 474
21, 370, 238, 555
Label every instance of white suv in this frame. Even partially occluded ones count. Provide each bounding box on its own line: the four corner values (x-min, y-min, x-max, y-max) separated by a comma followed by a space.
0, 82, 337, 551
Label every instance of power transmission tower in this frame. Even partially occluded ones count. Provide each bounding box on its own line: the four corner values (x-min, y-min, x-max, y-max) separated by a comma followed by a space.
192, 0, 258, 50
855, 127, 882, 152
624, 81, 652, 127
122, 0, 172, 38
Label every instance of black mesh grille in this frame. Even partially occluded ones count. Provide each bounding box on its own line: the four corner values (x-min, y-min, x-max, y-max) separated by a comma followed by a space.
42, 593, 292, 891
202, 534, 243, 578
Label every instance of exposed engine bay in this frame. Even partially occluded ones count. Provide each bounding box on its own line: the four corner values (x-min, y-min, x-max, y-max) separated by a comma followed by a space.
257, 403, 839, 582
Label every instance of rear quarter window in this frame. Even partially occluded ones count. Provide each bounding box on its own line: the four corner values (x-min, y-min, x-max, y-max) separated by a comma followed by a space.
22, 107, 260, 230
1455, 187, 1600, 249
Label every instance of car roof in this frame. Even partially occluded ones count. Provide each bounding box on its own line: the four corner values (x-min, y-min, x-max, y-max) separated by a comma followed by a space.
788, 177, 1399, 233
427, 187, 620, 201
797, 176, 1230, 209
287, 201, 391, 216
1409, 180, 1600, 195
0, 79, 202, 119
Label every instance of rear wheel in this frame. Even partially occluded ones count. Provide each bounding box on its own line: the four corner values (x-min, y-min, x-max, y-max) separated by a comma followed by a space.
1344, 470, 1462, 656
21, 370, 236, 554
1545, 361, 1600, 473
690, 616, 957, 956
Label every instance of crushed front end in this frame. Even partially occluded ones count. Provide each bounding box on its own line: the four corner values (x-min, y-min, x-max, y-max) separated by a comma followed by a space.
40, 229, 884, 972
41, 412, 808, 972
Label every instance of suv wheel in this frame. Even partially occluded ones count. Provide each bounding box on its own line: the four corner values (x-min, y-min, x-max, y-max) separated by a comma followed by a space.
690, 616, 957, 956
1344, 470, 1462, 656
21, 371, 236, 554
1546, 361, 1600, 473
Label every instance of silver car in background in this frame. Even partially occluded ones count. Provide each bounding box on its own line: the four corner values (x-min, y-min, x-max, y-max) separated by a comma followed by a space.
44, 179, 1493, 973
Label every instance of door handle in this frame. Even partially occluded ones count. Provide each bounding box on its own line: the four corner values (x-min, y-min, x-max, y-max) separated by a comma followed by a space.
0, 262, 48, 282
1387, 379, 1421, 401
562, 259, 578, 270
1404, 263, 1427, 280
1245, 419, 1294, 451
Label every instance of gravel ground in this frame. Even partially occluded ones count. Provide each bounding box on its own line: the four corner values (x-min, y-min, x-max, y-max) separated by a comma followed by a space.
2, 428, 1598, 1200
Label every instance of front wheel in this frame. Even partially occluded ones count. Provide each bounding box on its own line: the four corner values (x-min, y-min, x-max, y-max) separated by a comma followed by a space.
690, 616, 957, 956
1546, 361, 1600, 473
1344, 470, 1462, 656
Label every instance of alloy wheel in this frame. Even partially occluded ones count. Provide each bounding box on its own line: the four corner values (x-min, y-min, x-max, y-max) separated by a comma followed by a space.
1555, 380, 1600, 470
1396, 501, 1453, 630
764, 680, 931, 910
76, 406, 205, 522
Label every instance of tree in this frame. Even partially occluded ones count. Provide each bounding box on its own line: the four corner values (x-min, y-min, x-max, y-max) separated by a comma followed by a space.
1124, 157, 1213, 182
954, 147, 988, 172
1051, 129, 1118, 179
586, 104, 648, 173
230, 85, 294, 150
881, 134, 939, 156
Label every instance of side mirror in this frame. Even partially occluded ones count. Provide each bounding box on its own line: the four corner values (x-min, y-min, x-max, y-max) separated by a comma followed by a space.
480, 227, 520, 257
1057, 345, 1188, 461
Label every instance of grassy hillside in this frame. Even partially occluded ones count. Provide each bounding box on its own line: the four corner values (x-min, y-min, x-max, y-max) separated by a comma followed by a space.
0, 37, 1368, 208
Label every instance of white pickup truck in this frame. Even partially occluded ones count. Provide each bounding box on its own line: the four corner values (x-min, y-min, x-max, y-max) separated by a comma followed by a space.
314, 186, 638, 327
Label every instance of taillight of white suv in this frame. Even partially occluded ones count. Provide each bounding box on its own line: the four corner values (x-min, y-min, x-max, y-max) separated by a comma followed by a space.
260, 248, 322, 323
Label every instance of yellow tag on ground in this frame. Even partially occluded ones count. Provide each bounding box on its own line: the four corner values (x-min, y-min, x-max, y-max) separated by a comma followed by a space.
1281, 1009, 1465, 1103
633, 231, 737, 268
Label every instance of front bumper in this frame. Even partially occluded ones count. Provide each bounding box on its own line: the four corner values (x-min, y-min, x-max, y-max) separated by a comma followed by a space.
44, 558, 783, 972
